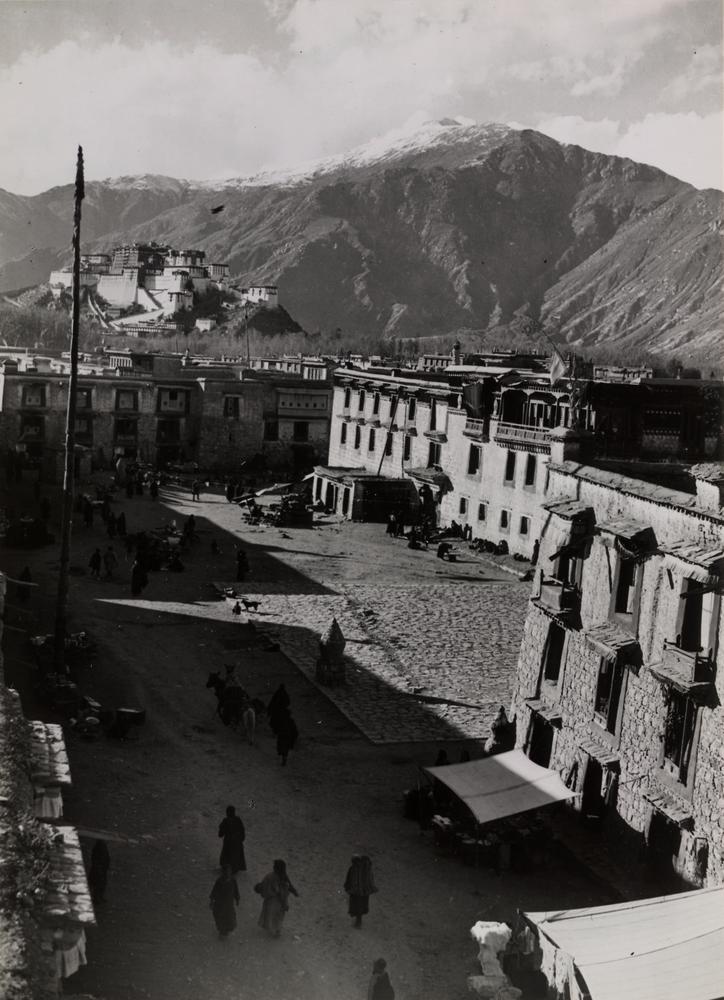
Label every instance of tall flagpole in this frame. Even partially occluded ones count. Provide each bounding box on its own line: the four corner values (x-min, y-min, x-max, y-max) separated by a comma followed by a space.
54, 146, 84, 671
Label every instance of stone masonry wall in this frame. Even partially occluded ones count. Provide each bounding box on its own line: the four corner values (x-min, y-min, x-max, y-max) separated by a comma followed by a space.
512, 465, 724, 886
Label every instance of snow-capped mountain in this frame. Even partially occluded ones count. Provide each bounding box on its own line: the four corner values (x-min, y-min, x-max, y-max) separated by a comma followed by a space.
0, 120, 721, 354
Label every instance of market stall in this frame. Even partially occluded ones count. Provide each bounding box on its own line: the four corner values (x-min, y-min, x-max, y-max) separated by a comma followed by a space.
518, 886, 724, 1000
418, 749, 576, 868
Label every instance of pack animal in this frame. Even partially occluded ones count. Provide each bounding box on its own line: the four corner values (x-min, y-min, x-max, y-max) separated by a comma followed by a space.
241, 598, 260, 613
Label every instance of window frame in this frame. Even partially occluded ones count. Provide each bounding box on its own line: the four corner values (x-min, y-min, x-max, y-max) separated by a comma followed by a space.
499, 508, 511, 532
403, 434, 411, 461
293, 420, 309, 443
340, 422, 347, 445
609, 554, 644, 633
263, 418, 279, 441
467, 444, 481, 476
524, 453, 537, 487
477, 502, 487, 522
368, 428, 376, 452
541, 622, 567, 686
659, 689, 701, 794
592, 657, 628, 744
504, 450, 516, 485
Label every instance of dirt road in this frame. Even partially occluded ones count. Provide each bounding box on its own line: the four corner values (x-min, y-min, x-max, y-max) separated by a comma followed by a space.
1, 479, 609, 1000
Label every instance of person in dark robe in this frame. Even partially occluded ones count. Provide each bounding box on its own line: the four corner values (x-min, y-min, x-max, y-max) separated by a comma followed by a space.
368, 958, 395, 1000
17, 566, 32, 603
218, 805, 246, 873
225, 481, 234, 503
209, 865, 240, 939
88, 839, 110, 903
386, 513, 396, 536
256, 859, 298, 938
89, 548, 102, 580
275, 710, 298, 766
191, 480, 201, 501
236, 548, 249, 582
344, 855, 377, 928
531, 538, 540, 566
267, 684, 290, 734
116, 512, 126, 537
130, 558, 148, 596
149, 479, 159, 501
231, 601, 241, 616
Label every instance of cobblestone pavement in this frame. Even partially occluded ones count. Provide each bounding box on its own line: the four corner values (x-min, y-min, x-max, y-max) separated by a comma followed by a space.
170, 491, 531, 743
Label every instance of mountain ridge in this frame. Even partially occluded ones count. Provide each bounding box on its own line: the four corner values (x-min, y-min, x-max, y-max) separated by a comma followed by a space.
1, 121, 721, 354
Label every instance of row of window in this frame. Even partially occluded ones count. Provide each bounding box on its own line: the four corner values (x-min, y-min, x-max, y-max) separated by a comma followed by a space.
20, 386, 188, 412
343, 388, 426, 424
457, 498, 530, 534
539, 620, 698, 786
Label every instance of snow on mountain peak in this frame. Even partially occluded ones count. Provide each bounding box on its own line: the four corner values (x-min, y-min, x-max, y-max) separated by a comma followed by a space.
205, 118, 516, 191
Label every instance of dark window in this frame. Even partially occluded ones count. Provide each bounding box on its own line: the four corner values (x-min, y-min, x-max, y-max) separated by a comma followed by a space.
594, 659, 624, 734
478, 502, 487, 522
408, 398, 417, 421
525, 454, 536, 486
385, 433, 393, 456
116, 389, 138, 411
504, 450, 516, 483
21, 385, 46, 407
614, 560, 637, 623
520, 516, 530, 535
223, 397, 240, 419
680, 579, 704, 652
403, 434, 411, 461
76, 388, 92, 409
340, 423, 347, 445
263, 419, 278, 441
500, 509, 510, 530
373, 393, 380, 415
542, 623, 566, 683
557, 553, 580, 587
459, 497, 468, 515
427, 441, 441, 467
663, 691, 697, 784
368, 428, 376, 451
354, 426, 361, 449
114, 417, 137, 441
19, 414, 44, 440
467, 445, 481, 475
358, 390, 365, 411
429, 400, 437, 431
293, 421, 309, 442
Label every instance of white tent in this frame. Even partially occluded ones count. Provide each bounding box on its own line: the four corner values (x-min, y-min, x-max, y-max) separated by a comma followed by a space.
423, 749, 576, 825
524, 886, 724, 1000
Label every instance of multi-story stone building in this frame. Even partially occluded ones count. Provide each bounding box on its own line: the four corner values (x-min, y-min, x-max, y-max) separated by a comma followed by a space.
0, 351, 331, 477
316, 364, 722, 554
511, 460, 724, 888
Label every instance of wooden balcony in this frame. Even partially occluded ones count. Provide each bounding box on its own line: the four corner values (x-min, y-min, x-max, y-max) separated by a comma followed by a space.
538, 578, 580, 613
462, 418, 488, 441
493, 420, 551, 451
649, 640, 715, 696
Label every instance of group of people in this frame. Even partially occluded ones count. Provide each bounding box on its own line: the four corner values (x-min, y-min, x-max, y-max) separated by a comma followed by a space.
88, 545, 119, 581
209, 821, 393, 996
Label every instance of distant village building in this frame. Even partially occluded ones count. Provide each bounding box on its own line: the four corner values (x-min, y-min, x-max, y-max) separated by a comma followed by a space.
240, 285, 279, 308
0, 350, 331, 476
49, 242, 230, 321
511, 460, 724, 888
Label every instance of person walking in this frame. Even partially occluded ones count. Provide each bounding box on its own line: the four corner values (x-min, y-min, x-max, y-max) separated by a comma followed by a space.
255, 859, 299, 938
267, 684, 290, 734
149, 478, 159, 501
103, 545, 118, 581
344, 855, 377, 928
368, 958, 395, 1000
88, 840, 111, 904
218, 806, 246, 874
275, 709, 298, 766
209, 865, 240, 939
89, 548, 102, 580
130, 558, 148, 597
191, 479, 201, 502
236, 547, 249, 582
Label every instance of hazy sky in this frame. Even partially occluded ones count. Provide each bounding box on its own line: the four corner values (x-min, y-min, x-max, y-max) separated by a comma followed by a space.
1, 0, 721, 194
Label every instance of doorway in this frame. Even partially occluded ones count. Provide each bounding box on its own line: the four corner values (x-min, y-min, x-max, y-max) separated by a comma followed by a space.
528, 715, 554, 768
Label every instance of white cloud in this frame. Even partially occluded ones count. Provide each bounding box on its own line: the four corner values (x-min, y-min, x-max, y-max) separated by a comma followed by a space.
0, 0, 718, 193
532, 111, 723, 189
616, 111, 723, 189
662, 44, 722, 101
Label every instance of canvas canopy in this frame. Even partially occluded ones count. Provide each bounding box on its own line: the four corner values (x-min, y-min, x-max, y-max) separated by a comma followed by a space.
524, 886, 724, 1000
423, 749, 575, 826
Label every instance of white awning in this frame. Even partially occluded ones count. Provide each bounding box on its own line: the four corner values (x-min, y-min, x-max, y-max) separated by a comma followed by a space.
524, 886, 724, 1000
423, 749, 575, 826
